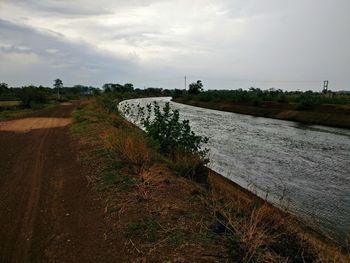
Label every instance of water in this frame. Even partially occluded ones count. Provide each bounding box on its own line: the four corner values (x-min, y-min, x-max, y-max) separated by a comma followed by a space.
119, 97, 350, 243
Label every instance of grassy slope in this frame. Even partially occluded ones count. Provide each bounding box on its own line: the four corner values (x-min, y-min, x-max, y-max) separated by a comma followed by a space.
70, 98, 348, 262
173, 98, 350, 129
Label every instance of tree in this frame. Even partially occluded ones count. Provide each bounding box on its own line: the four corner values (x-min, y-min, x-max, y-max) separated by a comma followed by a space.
102, 83, 134, 93
0, 83, 9, 94
123, 83, 134, 92
54, 79, 63, 99
19, 86, 48, 107
188, 80, 203, 95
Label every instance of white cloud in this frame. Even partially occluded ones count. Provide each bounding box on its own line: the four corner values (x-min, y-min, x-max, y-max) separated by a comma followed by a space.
0, 0, 349, 90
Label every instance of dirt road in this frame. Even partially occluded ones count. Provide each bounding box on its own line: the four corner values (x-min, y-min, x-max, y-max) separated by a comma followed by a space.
0, 103, 122, 263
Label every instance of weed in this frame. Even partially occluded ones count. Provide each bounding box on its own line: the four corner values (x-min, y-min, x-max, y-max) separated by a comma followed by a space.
70, 121, 88, 135
100, 170, 134, 192
168, 232, 186, 246
106, 129, 151, 171
199, 233, 217, 248
182, 208, 197, 219
170, 151, 209, 183
205, 190, 319, 262
126, 216, 160, 242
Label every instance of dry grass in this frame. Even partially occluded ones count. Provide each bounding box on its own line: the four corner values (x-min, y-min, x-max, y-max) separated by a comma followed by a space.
168, 150, 209, 186
206, 171, 350, 263
71, 98, 349, 263
104, 128, 151, 172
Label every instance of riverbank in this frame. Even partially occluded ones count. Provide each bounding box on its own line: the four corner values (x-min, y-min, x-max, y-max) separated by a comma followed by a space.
172, 98, 350, 129
208, 170, 346, 252
70, 97, 348, 262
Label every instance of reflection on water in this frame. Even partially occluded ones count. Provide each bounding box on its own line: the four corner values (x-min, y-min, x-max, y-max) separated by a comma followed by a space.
119, 97, 350, 244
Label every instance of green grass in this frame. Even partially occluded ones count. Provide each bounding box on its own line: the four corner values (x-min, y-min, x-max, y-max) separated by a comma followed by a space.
0, 101, 20, 107
70, 103, 136, 193
100, 170, 134, 192
0, 108, 33, 121
0, 102, 57, 121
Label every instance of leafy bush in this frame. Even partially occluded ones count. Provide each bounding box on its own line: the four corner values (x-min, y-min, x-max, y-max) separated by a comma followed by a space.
18, 86, 48, 107
139, 102, 208, 159
298, 91, 320, 109
123, 101, 210, 180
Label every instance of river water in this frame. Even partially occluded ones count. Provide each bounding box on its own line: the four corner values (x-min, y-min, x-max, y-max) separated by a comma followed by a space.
119, 97, 350, 243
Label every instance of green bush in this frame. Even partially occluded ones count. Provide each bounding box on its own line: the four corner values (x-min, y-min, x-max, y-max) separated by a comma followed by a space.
19, 86, 48, 107
99, 95, 119, 113
139, 102, 208, 159
130, 101, 209, 180
178, 88, 350, 106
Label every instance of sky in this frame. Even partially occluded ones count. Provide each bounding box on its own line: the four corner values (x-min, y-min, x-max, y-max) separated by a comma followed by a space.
0, 0, 349, 91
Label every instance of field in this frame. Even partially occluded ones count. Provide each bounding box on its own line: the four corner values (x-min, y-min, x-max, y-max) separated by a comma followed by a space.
0, 100, 20, 107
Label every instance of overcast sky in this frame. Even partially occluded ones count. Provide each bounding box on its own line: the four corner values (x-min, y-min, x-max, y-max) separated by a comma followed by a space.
0, 0, 349, 90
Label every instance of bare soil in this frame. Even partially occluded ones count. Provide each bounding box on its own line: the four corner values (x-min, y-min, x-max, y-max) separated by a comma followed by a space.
0, 103, 124, 263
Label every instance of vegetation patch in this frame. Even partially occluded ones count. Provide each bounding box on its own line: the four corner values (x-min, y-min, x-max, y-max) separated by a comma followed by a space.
126, 216, 160, 242
70, 96, 349, 262
173, 86, 350, 129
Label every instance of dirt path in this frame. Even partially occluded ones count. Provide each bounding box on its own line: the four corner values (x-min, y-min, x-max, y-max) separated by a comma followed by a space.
0, 103, 123, 263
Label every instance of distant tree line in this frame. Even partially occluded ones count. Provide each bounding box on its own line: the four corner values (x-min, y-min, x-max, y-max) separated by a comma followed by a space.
2, 79, 349, 110
0, 80, 100, 108
102, 82, 177, 98
177, 84, 350, 108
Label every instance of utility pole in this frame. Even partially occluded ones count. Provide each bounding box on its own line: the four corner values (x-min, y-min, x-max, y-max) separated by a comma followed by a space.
184, 75, 187, 89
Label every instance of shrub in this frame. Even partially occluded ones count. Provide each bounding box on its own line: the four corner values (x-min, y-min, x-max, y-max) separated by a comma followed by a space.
298, 91, 320, 110
132, 101, 209, 181
99, 95, 119, 113
19, 86, 48, 107
139, 102, 208, 159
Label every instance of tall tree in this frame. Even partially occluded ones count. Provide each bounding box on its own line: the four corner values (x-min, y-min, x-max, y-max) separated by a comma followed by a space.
54, 79, 63, 99
188, 80, 203, 95
0, 83, 9, 94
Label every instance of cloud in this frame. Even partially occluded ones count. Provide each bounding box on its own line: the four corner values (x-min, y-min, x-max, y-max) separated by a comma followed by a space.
0, 0, 349, 90
0, 19, 137, 87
